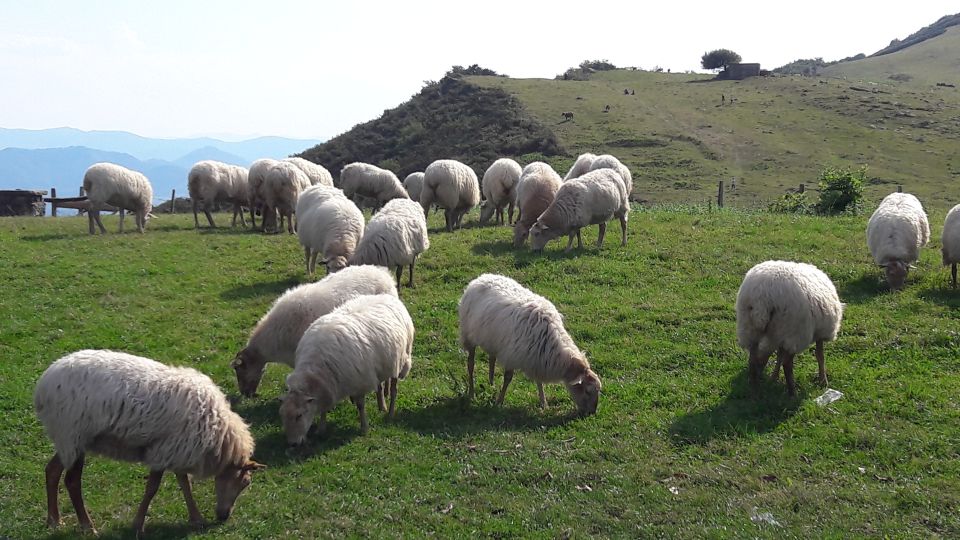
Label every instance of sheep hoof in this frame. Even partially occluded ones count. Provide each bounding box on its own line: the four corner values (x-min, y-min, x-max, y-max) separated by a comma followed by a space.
46, 517, 63, 528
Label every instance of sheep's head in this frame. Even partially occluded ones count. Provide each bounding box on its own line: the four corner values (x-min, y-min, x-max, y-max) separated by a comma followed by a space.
566, 368, 602, 416
528, 221, 555, 252
513, 222, 530, 247
280, 386, 320, 446
325, 256, 348, 274
231, 348, 265, 398
881, 260, 909, 290
214, 460, 266, 522
478, 201, 495, 225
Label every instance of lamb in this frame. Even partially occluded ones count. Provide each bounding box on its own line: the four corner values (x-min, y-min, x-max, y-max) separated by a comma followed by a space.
528, 168, 629, 252
82, 162, 154, 235
263, 161, 312, 234
297, 188, 365, 275
349, 198, 430, 288
284, 157, 334, 187
34, 350, 265, 536
941, 203, 960, 288
563, 152, 596, 181
588, 153, 633, 199
231, 265, 398, 397
281, 293, 415, 443
458, 274, 602, 415
247, 158, 278, 229
340, 162, 409, 211
479, 158, 522, 226
735, 260, 844, 396
403, 172, 425, 201
513, 162, 562, 247
866, 192, 930, 289
187, 160, 250, 228
421, 159, 481, 232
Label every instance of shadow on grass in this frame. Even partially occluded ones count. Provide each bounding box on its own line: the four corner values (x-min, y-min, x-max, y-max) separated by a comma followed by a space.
428, 220, 487, 235
232, 399, 357, 466
194, 225, 262, 235
220, 276, 301, 301
668, 371, 804, 446
43, 520, 218, 540
917, 285, 960, 307
394, 395, 576, 438
471, 239, 592, 266
839, 272, 888, 304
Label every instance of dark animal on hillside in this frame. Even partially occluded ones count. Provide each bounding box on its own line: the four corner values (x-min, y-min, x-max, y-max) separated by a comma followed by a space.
603, 105, 611, 112
623, 89, 629, 95
561, 112, 574, 120
630, 90, 635, 95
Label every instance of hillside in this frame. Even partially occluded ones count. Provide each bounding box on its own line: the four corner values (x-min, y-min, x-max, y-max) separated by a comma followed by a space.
871, 12, 960, 57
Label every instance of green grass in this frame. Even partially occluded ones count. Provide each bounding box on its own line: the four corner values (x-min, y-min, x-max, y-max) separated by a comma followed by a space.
1, 210, 958, 538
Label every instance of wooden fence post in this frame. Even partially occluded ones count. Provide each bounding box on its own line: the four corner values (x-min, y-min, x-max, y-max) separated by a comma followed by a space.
897, 185, 903, 193
170, 189, 176, 213
798, 183, 805, 193
50, 187, 57, 216
717, 180, 724, 209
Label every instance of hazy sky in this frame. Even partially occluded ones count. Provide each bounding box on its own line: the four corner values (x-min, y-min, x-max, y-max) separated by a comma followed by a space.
1, 1, 955, 140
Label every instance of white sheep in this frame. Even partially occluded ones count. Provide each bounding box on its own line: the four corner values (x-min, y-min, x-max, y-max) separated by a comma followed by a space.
563, 152, 596, 181
247, 158, 279, 230
232, 265, 398, 397
588, 153, 633, 198
866, 192, 930, 289
736, 260, 844, 396
528, 168, 629, 252
942, 204, 960, 288
187, 160, 250, 228
263, 161, 312, 234
281, 293, 415, 443
349, 198, 430, 288
82, 162, 153, 235
284, 157, 334, 187
340, 162, 409, 211
479, 158, 522, 226
297, 189, 365, 275
34, 350, 265, 536
513, 162, 563, 247
458, 274, 602, 415
421, 159, 481, 232
403, 172, 425, 201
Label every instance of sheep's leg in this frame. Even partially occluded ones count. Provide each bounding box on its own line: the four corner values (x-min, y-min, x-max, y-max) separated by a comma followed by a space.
192, 199, 200, 228
45, 455, 64, 527
93, 211, 107, 234
953, 263, 958, 289
782, 351, 797, 397
495, 369, 514, 406
118, 208, 126, 233
408, 261, 415, 288
537, 382, 547, 408
488, 355, 497, 386
577, 229, 583, 249
132, 469, 163, 536
136, 212, 146, 233
354, 394, 369, 435
444, 209, 454, 232
620, 215, 628, 246
287, 212, 295, 234
249, 205, 256, 229
376, 381, 386, 412
466, 346, 476, 399
770, 355, 783, 381
87, 211, 97, 235
565, 233, 576, 252
747, 346, 768, 392
176, 473, 205, 526
310, 251, 320, 275
304, 246, 312, 275
597, 222, 607, 247
64, 454, 96, 533
815, 340, 828, 386
233, 203, 246, 228
202, 207, 215, 228
387, 377, 399, 418
508, 203, 515, 225
395, 265, 403, 287
496, 207, 504, 225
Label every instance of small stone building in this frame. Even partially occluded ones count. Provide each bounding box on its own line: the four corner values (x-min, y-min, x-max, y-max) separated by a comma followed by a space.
722, 63, 761, 80
0, 190, 47, 217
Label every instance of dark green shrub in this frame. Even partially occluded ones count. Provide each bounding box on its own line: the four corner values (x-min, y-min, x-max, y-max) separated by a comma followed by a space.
768, 191, 811, 214
815, 165, 866, 215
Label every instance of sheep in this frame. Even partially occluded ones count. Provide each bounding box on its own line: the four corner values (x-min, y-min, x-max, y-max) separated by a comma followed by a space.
735, 260, 844, 396
942, 204, 960, 288
513, 162, 562, 247
263, 161, 312, 234
187, 160, 250, 228
34, 350, 265, 536
479, 158, 522, 226
563, 152, 596, 181
297, 188, 365, 275
458, 274, 602, 415
283, 157, 334, 187
82, 162, 153, 235
339, 162, 409, 211
561, 111, 574, 120
403, 172, 425, 201
866, 192, 930, 289
421, 159, 481, 232
247, 158, 278, 230
231, 265, 398, 398
588, 153, 633, 199
528, 168, 629, 252
280, 293, 414, 443
349, 198, 430, 288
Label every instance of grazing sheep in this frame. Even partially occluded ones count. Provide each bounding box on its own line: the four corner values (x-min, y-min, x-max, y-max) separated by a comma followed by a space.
588, 153, 633, 199
232, 266, 397, 401
340, 162, 408, 211
561, 111, 574, 120
563, 153, 596, 181
513, 162, 563, 247
187, 160, 250, 228
458, 274, 602, 415
943, 204, 960, 288
479, 158, 522, 226
866, 192, 930, 289
247, 158, 279, 229
281, 294, 414, 442
284, 157, 334, 187
403, 172, 425, 201
297, 188, 365, 275
82, 162, 153, 235
421, 159, 481, 232
735, 261, 844, 396
263, 161, 312, 234
35, 350, 265, 536
528, 168, 629, 252
349, 198, 430, 288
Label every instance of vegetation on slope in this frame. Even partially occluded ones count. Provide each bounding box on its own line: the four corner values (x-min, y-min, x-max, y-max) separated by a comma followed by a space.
872, 12, 960, 56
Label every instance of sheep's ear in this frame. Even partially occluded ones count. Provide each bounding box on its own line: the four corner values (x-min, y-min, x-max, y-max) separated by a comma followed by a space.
242, 460, 267, 472
230, 356, 243, 368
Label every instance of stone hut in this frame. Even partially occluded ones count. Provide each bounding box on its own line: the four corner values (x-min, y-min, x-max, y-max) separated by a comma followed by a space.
0, 190, 47, 216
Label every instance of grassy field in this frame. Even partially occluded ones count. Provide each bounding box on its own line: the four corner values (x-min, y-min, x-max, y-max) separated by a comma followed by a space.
1, 209, 958, 539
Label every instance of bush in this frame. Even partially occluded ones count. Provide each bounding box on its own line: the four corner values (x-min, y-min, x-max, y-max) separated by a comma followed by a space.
579, 59, 617, 71
768, 191, 811, 214
814, 165, 866, 215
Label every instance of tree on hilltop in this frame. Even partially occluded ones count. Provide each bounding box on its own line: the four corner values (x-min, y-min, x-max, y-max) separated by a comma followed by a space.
701, 49, 742, 71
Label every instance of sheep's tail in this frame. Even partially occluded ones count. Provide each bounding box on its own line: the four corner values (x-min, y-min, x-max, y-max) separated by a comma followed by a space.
745, 302, 773, 333
420, 186, 435, 217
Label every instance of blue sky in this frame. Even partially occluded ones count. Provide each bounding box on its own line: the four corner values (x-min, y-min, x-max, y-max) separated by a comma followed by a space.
1, 1, 955, 140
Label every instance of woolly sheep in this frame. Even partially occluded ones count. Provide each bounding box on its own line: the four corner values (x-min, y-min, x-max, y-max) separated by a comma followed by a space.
247, 158, 278, 230
349, 198, 430, 288
588, 153, 633, 198
35, 350, 265, 536
942, 204, 960, 288
458, 274, 602, 415
281, 293, 415, 443
284, 157, 334, 187
528, 168, 629, 252
421, 159, 481, 232
82, 162, 153, 235
513, 162, 562, 247
263, 161, 312, 234
563, 152, 596, 181
866, 192, 930, 289
232, 265, 398, 397
479, 158, 522, 226
403, 172, 425, 201
340, 162, 408, 211
297, 188, 365, 275
735, 261, 844, 396
187, 160, 250, 228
